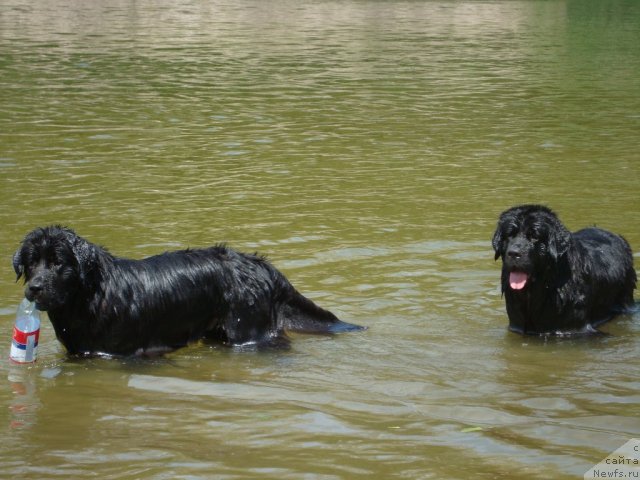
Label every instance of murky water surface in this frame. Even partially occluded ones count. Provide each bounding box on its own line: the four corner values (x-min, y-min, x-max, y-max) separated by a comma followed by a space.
1, 1, 639, 478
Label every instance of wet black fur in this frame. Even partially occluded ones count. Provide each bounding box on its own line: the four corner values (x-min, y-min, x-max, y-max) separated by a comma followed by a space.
13, 226, 364, 356
492, 205, 636, 334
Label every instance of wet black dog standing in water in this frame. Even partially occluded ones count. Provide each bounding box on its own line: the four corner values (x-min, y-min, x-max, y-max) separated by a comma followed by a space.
492, 205, 636, 334
13, 226, 365, 356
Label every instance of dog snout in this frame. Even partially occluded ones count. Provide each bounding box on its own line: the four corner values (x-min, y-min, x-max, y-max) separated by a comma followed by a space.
28, 276, 44, 294
507, 246, 522, 259
506, 237, 529, 260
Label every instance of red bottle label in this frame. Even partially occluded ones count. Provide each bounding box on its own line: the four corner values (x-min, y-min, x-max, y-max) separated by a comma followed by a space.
12, 326, 40, 347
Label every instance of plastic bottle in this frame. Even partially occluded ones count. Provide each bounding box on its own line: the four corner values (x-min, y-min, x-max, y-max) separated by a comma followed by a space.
9, 298, 41, 364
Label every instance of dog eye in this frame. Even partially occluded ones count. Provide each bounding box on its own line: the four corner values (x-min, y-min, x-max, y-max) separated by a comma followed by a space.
530, 230, 546, 241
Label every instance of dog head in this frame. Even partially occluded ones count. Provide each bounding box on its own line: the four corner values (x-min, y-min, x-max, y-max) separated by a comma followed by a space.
13, 226, 98, 310
492, 205, 571, 292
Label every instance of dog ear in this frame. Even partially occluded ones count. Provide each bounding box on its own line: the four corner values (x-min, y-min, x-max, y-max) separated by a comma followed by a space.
65, 230, 100, 283
12, 248, 25, 281
548, 226, 571, 260
491, 225, 506, 261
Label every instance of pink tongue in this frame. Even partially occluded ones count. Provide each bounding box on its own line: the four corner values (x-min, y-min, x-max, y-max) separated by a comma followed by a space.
509, 271, 528, 290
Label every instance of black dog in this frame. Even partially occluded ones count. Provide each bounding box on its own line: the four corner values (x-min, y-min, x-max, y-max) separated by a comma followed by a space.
13, 226, 365, 356
492, 205, 636, 334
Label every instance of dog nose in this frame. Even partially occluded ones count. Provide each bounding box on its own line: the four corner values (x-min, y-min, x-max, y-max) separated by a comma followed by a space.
507, 247, 521, 259
28, 279, 43, 294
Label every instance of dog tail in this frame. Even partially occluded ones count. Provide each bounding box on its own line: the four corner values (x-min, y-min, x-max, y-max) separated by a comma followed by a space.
279, 291, 366, 335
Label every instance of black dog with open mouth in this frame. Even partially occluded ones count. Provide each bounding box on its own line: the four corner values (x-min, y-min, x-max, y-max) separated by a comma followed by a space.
13, 226, 365, 357
492, 205, 636, 334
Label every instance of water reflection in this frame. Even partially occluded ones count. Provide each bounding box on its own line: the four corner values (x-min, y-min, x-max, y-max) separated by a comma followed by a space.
7, 366, 40, 431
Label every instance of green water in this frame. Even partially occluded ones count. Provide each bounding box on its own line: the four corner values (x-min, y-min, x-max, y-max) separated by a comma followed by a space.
1, 1, 639, 478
